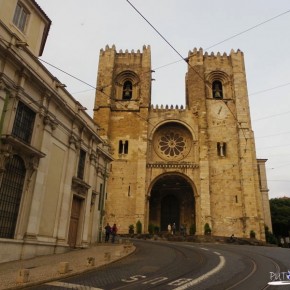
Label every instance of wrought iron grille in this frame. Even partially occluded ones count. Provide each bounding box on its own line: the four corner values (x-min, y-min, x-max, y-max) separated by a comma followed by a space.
12, 101, 35, 143
0, 155, 26, 239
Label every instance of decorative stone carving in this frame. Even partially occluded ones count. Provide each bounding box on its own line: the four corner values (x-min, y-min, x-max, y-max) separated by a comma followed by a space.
153, 125, 192, 161
43, 115, 58, 131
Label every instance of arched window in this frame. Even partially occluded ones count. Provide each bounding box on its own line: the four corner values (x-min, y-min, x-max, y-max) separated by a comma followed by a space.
212, 80, 223, 99
122, 81, 133, 100
0, 155, 26, 238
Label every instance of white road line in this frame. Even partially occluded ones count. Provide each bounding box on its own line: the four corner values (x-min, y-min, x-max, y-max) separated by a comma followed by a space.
172, 255, 226, 290
46, 281, 104, 290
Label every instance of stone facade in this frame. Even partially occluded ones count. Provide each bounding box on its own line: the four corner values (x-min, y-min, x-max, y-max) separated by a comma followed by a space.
93, 45, 272, 240
0, 0, 112, 263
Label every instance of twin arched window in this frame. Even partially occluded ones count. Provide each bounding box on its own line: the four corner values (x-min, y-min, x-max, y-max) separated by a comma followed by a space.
212, 80, 223, 99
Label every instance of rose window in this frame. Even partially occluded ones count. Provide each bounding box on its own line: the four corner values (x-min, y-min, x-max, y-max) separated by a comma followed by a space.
154, 126, 192, 161
159, 132, 185, 157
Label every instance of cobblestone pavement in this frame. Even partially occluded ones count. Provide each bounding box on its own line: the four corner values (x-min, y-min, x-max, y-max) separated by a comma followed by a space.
0, 241, 135, 290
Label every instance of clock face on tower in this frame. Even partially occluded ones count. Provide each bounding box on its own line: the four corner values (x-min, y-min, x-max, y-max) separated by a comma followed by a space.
211, 101, 229, 119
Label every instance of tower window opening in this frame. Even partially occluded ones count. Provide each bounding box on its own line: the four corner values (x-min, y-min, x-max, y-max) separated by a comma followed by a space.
212, 80, 223, 99
118, 140, 129, 154
217, 142, 226, 157
122, 81, 133, 100
124, 140, 129, 154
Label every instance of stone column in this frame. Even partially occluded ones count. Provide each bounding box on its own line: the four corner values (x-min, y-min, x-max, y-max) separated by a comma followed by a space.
81, 149, 97, 245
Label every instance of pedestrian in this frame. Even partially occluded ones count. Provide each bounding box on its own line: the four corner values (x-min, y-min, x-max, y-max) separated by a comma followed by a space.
172, 223, 176, 235
111, 223, 118, 243
104, 223, 111, 242
167, 223, 171, 235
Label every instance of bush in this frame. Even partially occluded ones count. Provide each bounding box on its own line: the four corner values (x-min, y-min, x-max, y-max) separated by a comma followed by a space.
148, 223, 154, 234
129, 224, 134, 234
190, 224, 196, 235
136, 220, 142, 234
154, 226, 160, 233
204, 223, 211, 235
265, 225, 278, 245
250, 230, 256, 239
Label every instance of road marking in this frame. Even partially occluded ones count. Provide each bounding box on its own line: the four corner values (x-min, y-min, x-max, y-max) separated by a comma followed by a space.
172, 255, 226, 290
121, 274, 146, 282
142, 277, 168, 284
46, 281, 103, 289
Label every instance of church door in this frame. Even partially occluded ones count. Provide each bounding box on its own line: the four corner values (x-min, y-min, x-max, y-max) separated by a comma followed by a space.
161, 195, 179, 231
68, 196, 82, 247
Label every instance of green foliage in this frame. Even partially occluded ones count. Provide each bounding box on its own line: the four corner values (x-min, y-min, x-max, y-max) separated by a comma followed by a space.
250, 230, 256, 239
129, 224, 134, 234
148, 223, 154, 234
190, 224, 196, 235
265, 225, 278, 245
154, 226, 159, 233
136, 220, 142, 234
204, 223, 211, 235
270, 198, 290, 237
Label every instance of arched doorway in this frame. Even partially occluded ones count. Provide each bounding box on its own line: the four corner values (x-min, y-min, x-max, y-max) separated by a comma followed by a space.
161, 195, 179, 231
149, 174, 195, 233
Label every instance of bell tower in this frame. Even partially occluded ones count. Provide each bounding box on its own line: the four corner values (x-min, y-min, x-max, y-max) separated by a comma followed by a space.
94, 45, 152, 138
185, 48, 266, 239
93, 45, 152, 229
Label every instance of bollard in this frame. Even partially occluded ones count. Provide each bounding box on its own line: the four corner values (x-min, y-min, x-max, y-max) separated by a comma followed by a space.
104, 252, 111, 261
87, 257, 95, 266
58, 262, 69, 274
16, 269, 30, 283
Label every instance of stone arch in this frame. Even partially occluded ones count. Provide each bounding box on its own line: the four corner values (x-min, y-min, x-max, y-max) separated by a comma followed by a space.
205, 70, 233, 100
149, 121, 197, 162
148, 172, 196, 233
114, 70, 140, 100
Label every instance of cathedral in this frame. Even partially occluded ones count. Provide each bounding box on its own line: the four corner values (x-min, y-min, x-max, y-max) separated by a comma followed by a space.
93, 45, 272, 240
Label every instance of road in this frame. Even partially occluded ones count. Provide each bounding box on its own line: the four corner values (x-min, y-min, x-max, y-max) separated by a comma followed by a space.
27, 239, 290, 290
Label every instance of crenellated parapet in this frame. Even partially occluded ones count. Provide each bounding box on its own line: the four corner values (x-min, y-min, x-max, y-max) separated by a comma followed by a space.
99, 44, 151, 66
187, 47, 244, 65
151, 104, 188, 111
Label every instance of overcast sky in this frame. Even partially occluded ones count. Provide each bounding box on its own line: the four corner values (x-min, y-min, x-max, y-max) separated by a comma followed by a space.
36, 0, 290, 199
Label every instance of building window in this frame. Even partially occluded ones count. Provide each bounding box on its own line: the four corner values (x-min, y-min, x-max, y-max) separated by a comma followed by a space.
0, 155, 26, 239
122, 81, 133, 100
212, 80, 223, 99
77, 149, 86, 179
118, 140, 129, 154
217, 142, 226, 157
13, 2, 29, 32
12, 102, 35, 143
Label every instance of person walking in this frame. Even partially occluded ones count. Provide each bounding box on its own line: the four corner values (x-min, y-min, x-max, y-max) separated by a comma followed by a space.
172, 223, 176, 235
104, 223, 111, 242
111, 223, 118, 243
167, 223, 172, 235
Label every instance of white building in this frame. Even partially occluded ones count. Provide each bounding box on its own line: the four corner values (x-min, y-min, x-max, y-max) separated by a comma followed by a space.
0, 0, 112, 263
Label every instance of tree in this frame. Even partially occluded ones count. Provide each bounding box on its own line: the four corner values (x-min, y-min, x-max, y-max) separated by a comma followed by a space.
270, 197, 290, 237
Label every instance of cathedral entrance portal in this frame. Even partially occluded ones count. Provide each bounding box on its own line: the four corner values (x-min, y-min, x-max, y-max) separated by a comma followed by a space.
161, 195, 179, 231
149, 174, 195, 233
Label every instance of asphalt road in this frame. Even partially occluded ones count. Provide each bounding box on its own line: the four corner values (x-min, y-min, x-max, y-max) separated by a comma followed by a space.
27, 239, 290, 290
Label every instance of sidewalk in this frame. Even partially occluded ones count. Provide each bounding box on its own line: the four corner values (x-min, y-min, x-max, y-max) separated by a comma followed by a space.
0, 240, 135, 290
